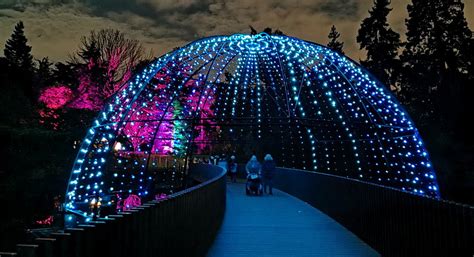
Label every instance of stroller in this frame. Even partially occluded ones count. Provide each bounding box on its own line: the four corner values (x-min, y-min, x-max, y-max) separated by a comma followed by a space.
246, 172, 263, 195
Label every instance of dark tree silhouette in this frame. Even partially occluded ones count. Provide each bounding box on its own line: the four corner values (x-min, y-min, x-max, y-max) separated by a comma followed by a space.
327, 25, 344, 54
247, 26, 285, 36
249, 25, 257, 35
0, 59, 32, 124
35, 57, 53, 92
273, 29, 284, 36
53, 62, 78, 87
132, 57, 156, 75
3, 21, 36, 103
399, 0, 474, 205
357, 0, 400, 88
400, 0, 472, 126
4, 21, 33, 72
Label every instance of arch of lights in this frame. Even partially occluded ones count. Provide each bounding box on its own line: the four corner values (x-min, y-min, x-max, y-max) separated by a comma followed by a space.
65, 33, 440, 216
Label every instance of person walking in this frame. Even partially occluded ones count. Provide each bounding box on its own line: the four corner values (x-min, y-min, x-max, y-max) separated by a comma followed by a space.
228, 155, 238, 182
261, 154, 276, 195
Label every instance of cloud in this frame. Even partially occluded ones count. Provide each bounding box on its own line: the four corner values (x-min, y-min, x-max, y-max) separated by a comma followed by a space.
0, 0, 472, 62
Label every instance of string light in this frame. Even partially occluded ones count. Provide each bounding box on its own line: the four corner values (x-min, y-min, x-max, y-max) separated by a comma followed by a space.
65, 33, 440, 217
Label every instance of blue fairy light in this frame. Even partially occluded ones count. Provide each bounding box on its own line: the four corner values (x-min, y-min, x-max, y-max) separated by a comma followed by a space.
65, 33, 441, 216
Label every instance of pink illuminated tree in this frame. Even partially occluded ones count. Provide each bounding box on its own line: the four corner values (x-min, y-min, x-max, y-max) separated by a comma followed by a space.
38, 85, 74, 109
37, 29, 149, 130
72, 29, 146, 102
111, 61, 218, 156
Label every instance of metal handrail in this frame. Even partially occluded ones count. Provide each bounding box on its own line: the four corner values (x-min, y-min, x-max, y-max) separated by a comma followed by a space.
273, 167, 474, 257
4, 164, 227, 257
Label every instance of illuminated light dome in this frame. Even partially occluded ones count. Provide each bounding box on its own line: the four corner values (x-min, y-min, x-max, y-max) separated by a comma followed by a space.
66, 33, 440, 215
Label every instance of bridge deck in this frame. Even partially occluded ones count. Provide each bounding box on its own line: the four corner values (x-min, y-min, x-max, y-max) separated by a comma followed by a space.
206, 182, 379, 257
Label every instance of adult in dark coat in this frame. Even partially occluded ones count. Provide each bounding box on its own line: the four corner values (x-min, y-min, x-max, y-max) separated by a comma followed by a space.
228, 155, 238, 182
261, 154, 276, 195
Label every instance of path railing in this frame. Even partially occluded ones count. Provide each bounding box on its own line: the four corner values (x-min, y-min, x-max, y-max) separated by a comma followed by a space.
1, 164, 226, 257
273, 167, 473, 257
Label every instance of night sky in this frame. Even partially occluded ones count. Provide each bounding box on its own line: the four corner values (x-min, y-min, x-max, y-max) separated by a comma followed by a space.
1, 0, 473, 61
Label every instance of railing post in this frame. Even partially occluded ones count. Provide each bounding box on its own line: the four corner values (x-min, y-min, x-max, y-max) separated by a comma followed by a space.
117, 211, 133, 257
95, 217, 117, 257
124, 209, 140, 256
77, 224, 95, 257
104, 215, 124, 257
50, 232, 71, 257
16, 244, 38, 257
64, 227, 84, 257
34, 238, 56, 257
141, 203, 156, 257
0, 252, 17, 256
131, 206, 149, 257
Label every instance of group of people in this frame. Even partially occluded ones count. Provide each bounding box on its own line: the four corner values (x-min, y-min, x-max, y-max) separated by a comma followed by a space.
227, 154, 276, 195
195, 155, 225, 165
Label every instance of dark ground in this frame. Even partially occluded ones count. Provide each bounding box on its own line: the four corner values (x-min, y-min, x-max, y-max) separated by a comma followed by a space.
0, 126, 79, 251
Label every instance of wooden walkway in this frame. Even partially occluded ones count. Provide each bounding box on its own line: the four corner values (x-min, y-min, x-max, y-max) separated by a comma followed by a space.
206, 182, 379, 257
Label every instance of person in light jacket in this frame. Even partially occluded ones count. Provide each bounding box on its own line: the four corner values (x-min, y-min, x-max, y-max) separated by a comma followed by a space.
245, 155, 261, 176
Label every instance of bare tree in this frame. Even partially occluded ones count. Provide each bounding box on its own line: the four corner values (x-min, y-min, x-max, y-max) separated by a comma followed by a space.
72, 29, 146, 98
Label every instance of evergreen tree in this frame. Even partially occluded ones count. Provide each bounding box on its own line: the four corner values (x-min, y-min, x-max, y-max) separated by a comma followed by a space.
273, 29, 284, 36
249, 25, 257, 35
327, 25, 344, 54
0, 57, 32, 124
263, 27, 272, 35
35, 57, 53, 91
400, 0, 472, 126
468, 36, 474, 82
357, 0, 400, 88
3, 20, 36, 110
4, 21, 33, 72
53, 62, 78, 87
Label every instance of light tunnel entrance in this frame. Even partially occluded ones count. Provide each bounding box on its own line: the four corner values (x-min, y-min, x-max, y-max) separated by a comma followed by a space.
65, 33, 440, 217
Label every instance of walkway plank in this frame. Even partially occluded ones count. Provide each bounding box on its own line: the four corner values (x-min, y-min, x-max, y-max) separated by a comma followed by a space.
206, 183, 379, 257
